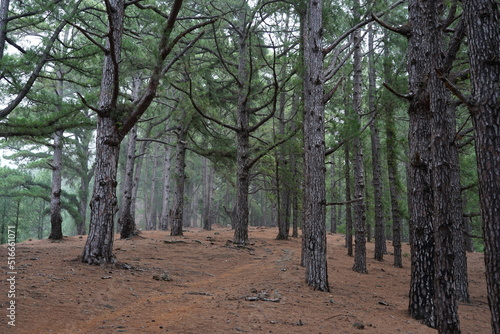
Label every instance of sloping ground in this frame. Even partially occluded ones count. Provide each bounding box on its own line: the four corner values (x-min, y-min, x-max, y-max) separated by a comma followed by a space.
0, 226, 490, 333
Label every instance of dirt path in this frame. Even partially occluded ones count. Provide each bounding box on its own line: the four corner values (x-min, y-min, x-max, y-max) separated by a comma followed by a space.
0, 227, 491, 333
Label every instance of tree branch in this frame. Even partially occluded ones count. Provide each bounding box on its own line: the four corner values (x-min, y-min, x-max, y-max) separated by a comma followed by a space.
326, 197, 364, 206
435, 68, 475, 111
382, 82, 412, 100
0, 1, 84, 119
371, 13, 410, 37
323, 0, 405, 56
65, 20, 108, 54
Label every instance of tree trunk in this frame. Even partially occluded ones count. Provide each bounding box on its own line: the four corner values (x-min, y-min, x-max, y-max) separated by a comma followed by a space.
159, 127, 173, 231
77, 174, 89, 235
429, 5, 461, 330
83, 116, 121, 264
119, 125, 138, 238
368, 24, 385, 262
74, 127, 94, 235
202, 157, 214, 230
233, 15, 251, 245
234, 129, 250, 244
463, 0, 500, 331
170, 130, 187, 236
449, 104, 469, 303
131, 126, 152, 222
82, 0, 125, 264
0, 0, 9, 60
147, 147, 160, 230
292, 190, 299, 238
345, 143, 353, 256
276, 91, 290, 240
302, 0, 329, 292
407, 0, 436, 326
352, 27, 367, 274
383, 30, 403, 268
82, 0, 184, 263
119, 76, 142, 238
329, 157, 337, 234
49, 130, 64, 240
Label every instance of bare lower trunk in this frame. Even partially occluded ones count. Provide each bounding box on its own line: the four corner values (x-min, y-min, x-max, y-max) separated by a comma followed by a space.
170, 137, 187, 236
82, 117, 121, 264
82, 0, 124, 265
159, 131, 173, 231
407, 0, 436, 325
464, 0, 500, 330
302, 0, 329, 292
329, 157, 337, 234
131, 130, 151, 222
119, 125, 138, 239
234, 129, 250, 244
368, 24, 385, 261
49, 130, 63, 240
383, 30, 403, 268
449, 105, 469, 303
292, 191, 299, 238
345, 143, 353, 256
430, 26, 461, 334
147, 147, 160, 231
352, 27, 367, 274
77, 179, 88, 235
202, 157, 214, 230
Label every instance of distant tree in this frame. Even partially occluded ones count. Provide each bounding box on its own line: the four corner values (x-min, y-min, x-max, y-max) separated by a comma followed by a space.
382, 30, 403, 268
351, 0, 367, 274
368, 24, 385, 262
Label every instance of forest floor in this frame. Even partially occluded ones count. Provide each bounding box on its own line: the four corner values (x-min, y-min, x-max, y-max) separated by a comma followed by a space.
0, 226, 491, 334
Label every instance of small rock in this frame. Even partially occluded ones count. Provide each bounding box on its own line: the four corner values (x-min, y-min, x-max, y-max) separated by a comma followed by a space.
353, 322, 365, 329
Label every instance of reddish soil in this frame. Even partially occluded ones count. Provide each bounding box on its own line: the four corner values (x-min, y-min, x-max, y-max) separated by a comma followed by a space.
0, 226, 491, 333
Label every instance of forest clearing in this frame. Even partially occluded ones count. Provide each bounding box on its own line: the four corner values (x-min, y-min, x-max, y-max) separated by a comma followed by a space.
1, 0, 499, 332
0, 226, 491, 333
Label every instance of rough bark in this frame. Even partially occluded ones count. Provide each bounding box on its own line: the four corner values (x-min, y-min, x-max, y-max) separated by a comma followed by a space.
383, 31, 403, 268
74, 128, 94, 236
292, 190, 299, 238
449, 104, 469, 303
119, 125, 138, 238
463, 0, 500, 331
147, 148, 160, 230
352, 27, 367, 274
276, 91, 291, 240
0, 0, 9, 60
233, 13, 251, 245
329, 157, 337, 234
159, 127, 173, 231
49, 130, 63, 240
407, 0, 437, 326
345, 143, 353, 256
429, 2, 461, 329
202, 157, 214, 230
368, 24, 385, 262
131, 126, 152, 221
82, 0, 125, 264
302, 0, 329, 292
170, 128, 187, 236
77, 172, 89, 235
82, 0, 185, 264
83, 116, 121, 264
